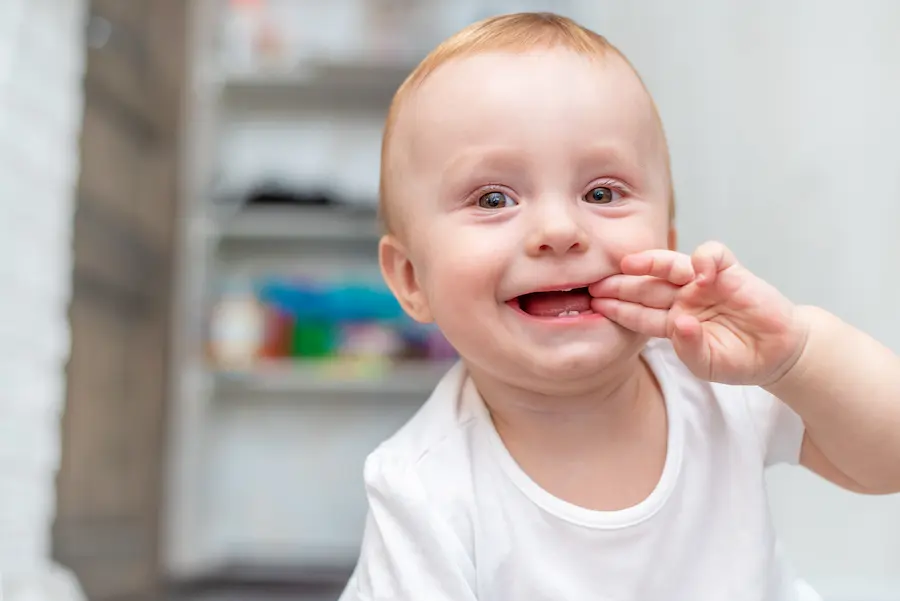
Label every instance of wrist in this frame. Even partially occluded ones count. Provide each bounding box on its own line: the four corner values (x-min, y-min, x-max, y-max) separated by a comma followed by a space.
761, 304, 819, 391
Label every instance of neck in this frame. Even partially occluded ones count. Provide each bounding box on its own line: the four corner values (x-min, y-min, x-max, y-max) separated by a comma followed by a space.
468, 352, 659, 459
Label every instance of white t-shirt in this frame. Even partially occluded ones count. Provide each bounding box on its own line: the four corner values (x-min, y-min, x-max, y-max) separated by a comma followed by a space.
339, 339, 820, 601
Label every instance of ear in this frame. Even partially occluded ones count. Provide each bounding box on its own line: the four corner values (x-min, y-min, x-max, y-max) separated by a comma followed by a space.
379, 234, 433, 323
667, 226, 678, 251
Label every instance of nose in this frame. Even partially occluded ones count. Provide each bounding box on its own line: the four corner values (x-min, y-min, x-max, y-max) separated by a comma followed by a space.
525, 201, 590, 257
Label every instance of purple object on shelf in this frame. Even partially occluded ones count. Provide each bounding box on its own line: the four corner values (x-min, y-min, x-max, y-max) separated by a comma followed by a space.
338, 323, 404, 358
426, 330, 457, 360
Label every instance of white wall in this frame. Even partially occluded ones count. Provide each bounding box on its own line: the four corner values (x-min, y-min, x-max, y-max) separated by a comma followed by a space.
579, 1, 900, 599
0, 0, 87, 599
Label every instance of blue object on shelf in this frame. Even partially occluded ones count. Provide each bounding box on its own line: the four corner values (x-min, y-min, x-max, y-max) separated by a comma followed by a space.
258, 277, 406, 323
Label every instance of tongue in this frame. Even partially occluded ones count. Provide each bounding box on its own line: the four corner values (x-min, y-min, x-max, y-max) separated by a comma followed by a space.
519, 289, 592, 317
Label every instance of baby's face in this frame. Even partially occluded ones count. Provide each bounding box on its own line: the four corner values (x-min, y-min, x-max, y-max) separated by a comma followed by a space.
386, 49, 673, 389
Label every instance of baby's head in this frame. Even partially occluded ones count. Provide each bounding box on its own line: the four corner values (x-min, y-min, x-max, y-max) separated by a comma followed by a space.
379, 13, 676, 392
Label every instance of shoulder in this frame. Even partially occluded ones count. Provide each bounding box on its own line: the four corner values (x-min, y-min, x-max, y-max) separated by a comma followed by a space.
642, 337, 766, 410
347, 363, 481, 599
368, 361, 480, 471
642, 338, 804, 466
362, 361, 482, 543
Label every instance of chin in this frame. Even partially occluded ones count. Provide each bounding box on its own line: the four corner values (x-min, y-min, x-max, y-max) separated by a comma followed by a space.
524, 336, 643, 382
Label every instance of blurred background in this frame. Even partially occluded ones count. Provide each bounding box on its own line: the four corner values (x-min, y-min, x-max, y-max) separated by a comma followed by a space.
0, 0, 898, 600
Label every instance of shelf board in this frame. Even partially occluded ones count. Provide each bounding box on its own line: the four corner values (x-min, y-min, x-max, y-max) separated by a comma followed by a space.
216, 206, 382, 243
213, 359, 455, 397
214, 60, 415, 109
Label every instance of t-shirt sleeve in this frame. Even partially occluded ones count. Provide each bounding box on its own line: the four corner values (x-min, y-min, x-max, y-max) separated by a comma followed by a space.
338, 451, 478, 601
742, 385, 806, 467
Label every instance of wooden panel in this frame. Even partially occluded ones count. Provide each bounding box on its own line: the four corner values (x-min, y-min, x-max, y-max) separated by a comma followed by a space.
53, 0, 186, 599
134, 146, 180, 250
91, 0, 148, 30
85, 1, 158, 137
144, 0, 188, 129
77, 101, 139, 213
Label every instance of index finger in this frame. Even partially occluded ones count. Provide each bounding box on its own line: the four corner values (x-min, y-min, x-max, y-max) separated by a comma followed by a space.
620, 250, 695, 286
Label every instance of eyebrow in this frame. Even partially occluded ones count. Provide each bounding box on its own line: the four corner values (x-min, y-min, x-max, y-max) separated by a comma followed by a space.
575, 143, 641, 173
439, 145, 526, 187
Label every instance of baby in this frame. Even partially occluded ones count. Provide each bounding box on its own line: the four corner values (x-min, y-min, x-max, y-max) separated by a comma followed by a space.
339, 12, 900, 600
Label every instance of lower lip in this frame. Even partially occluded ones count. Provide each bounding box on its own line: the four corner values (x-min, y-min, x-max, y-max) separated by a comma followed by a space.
504, 300, 607, 323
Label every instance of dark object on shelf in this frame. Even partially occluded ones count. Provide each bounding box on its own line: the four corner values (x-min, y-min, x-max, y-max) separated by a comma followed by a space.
245, 183, 335, 207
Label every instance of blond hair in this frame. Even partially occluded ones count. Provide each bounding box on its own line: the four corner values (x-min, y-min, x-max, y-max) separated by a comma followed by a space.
379, 12, 673, 233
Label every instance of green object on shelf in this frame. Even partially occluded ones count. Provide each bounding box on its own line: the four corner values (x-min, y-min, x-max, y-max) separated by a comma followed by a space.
291, 321, 336, 358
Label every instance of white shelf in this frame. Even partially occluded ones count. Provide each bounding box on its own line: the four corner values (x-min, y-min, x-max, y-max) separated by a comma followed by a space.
213, 359, 455, 397
218, 60, 415, 89
214, 60, 415, 109
217, 206, 382, 242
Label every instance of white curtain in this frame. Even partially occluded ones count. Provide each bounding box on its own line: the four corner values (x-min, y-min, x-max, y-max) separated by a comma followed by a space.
0, 0, 87, 599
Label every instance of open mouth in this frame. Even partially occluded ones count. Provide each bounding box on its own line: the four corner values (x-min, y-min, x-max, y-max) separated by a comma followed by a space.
514, 287, 595, 318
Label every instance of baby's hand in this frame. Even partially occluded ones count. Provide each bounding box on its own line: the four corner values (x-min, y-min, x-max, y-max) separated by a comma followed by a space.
590, 242, 808, 385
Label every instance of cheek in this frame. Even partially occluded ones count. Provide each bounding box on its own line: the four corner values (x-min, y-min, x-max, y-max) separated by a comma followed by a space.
414, 229, 512, 361
419, 228, 507, 307
597, 217, 669, 266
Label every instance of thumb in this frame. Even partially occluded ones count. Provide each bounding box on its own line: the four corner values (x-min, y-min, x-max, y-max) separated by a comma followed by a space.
670, 314, 712, 379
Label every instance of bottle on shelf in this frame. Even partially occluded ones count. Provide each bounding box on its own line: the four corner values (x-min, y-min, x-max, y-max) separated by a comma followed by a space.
208, 275, 266, 370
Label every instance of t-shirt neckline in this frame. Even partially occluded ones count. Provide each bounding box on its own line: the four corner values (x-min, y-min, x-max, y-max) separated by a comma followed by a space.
471, 340, 684, 530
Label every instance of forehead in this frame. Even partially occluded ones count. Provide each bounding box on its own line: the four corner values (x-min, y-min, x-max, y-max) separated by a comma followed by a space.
394, 49, 662, 166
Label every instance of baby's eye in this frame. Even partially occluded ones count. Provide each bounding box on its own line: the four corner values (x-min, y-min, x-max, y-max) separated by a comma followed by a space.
477, 191, 517, 209
583, 186, 620, 205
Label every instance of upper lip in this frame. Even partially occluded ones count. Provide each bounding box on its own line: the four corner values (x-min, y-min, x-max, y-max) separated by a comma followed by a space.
504, 279, 601, 302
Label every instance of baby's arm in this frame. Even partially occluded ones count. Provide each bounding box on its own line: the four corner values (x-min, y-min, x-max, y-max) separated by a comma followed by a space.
591, 242, 900, 494
764, 306, 900, 494
339, 452, 478, 601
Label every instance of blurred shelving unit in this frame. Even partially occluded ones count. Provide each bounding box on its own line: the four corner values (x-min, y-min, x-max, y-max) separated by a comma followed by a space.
165, 0, 460, 583
216, 205, 382, 243
213, 61, 414, 109
214, 359, 456, 398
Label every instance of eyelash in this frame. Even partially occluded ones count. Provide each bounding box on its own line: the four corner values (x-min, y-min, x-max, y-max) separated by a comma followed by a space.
466, 178, 631, 208
588, 178, 630, 200
467, 184, 513, 208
